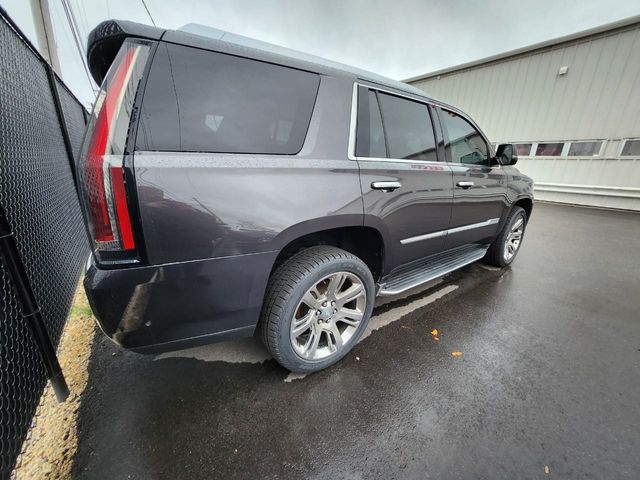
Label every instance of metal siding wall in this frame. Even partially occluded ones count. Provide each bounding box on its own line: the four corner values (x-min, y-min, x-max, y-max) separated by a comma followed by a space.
411, 24, 640, 210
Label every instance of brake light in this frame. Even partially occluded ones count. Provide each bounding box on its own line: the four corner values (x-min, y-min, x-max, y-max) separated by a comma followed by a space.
78, 39, 152, 262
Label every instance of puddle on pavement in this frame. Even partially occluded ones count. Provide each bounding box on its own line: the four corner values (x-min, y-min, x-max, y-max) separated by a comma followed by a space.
155, 282, 459, 382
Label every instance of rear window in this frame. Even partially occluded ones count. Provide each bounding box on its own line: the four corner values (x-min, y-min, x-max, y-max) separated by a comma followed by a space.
136, 43, 320, 154
376, 92, 436, 161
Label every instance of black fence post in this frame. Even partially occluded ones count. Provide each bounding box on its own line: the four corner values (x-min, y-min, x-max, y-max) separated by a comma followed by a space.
46, 66, 79, 188
0, 207, 69, 402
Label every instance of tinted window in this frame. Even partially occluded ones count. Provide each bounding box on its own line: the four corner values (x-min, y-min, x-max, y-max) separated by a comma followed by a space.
440, 109, 488, 165
137, 43, 320, 154
621, 139, 640, 156
568, 141, 602, 156
356, 89, 386, 158
377, 93, 436, 161
535, 143, 564, 156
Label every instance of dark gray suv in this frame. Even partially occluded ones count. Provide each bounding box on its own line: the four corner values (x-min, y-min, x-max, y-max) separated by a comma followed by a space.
79, 20, 533, 373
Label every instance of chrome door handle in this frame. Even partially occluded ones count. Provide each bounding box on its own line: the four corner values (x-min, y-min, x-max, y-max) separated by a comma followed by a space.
371, 181, 401, 192
456, 181, 474, 189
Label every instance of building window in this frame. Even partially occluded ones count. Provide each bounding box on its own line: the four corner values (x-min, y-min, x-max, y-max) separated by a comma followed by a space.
535, 142, 564, 156
567, 141, 603, 157
621, 139, 640, 157
515, 143, 532, 156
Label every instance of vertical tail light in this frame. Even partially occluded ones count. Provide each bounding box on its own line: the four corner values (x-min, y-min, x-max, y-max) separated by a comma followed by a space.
78, 39, 152, 263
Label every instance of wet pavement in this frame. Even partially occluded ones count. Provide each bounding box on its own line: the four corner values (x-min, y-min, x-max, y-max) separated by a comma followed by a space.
72, 203, 640, 479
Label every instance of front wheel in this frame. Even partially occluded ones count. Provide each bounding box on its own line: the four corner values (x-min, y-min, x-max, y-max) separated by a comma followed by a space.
483, 206, 527, 267
260, 246, 375, 373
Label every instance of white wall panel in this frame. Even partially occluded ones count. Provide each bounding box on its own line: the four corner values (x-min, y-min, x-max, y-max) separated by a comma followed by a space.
410, 22, 640, 210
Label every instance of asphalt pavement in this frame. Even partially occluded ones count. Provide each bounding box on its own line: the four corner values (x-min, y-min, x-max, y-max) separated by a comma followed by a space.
72, 203, 640, 479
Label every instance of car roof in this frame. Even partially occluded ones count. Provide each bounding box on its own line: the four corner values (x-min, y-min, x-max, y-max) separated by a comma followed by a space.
87, 19, 430, 100
173, 23, 428, 98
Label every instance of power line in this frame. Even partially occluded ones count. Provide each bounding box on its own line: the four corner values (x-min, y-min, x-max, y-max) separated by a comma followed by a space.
59, 0, 97, 94
60, 0, 85, 57
140, 0, 156, 26
70, 0, 90, 42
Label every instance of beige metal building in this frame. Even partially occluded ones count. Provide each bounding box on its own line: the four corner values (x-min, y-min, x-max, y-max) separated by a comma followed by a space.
407, 16, 640, 211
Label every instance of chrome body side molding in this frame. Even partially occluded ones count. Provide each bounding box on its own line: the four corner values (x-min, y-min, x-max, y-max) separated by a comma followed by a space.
400, 218, 500, 245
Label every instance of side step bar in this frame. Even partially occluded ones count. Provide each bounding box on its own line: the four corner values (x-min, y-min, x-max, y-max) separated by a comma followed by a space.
378, 244, 490, 296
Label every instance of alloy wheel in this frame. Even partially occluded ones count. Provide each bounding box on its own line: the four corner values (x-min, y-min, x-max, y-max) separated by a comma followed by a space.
290, 272, 367, 361
504, 215, 524, 261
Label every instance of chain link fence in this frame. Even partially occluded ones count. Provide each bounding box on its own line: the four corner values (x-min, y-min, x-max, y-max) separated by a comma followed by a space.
0, 8, 90, 478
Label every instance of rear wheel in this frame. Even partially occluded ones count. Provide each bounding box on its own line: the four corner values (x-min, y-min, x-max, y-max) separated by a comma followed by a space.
260, 246, 375, 373
483, 206, 527, 267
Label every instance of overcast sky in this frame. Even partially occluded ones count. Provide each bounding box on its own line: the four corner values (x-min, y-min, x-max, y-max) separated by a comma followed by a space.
3, 0, 640, 107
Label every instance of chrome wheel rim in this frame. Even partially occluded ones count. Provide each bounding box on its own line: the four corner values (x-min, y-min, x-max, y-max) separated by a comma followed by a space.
504, 215, 524, 261
290, 272, 367, 361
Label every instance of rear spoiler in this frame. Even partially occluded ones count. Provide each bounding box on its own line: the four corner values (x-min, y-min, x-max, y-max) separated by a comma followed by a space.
87, 20, 164, 85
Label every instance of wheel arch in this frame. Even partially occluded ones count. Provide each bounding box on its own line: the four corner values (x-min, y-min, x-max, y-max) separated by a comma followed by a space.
270, 222, 385, 282
513, 197, 533, 222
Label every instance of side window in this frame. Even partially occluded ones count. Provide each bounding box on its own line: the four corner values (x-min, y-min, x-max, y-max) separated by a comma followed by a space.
377, 93, 437, 161
136, 43, 320, 154
439, 109, 489, 165
355, 88, 387, 158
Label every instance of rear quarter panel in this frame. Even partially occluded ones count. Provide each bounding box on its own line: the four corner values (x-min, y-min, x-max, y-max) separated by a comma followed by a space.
133, 76, 365, 265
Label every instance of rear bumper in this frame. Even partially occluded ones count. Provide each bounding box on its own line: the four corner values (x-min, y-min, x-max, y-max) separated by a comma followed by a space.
84, 251, 278, 353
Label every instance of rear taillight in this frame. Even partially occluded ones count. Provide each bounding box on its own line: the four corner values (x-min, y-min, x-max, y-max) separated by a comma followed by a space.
78, 39, 152, 263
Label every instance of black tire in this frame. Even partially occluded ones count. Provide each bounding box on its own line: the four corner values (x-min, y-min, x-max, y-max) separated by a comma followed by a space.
483, 206, 527, 267
259, 246, 375, 373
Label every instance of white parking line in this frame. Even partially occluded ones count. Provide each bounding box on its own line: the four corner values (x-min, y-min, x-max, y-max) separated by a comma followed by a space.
285, 283, 458, 382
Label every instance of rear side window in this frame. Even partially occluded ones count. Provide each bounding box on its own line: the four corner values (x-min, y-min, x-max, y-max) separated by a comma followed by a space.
355, 88, 386, 158
377, 93, 437, 161
439, 109, 488, 165
137, 43, 320, 154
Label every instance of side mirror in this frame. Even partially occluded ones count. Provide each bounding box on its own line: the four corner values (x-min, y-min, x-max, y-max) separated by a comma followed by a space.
494, 144, 518, 166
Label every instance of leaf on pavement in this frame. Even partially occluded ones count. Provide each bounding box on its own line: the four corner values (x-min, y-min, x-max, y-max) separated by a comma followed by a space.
451, 351, 463, 357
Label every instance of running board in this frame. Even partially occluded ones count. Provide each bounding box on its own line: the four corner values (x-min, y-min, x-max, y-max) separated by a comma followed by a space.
378, 244, 490, 296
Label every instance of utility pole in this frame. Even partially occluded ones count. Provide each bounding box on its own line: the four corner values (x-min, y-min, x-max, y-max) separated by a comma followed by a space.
29, 0, 61, 74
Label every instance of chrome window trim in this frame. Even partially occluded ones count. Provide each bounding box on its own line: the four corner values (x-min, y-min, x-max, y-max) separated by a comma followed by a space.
348, 81, 500, 169
400, 218, 500, 245
348, 81, 443, 164
356, 157, 444, 166
347, 82, 358, 161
